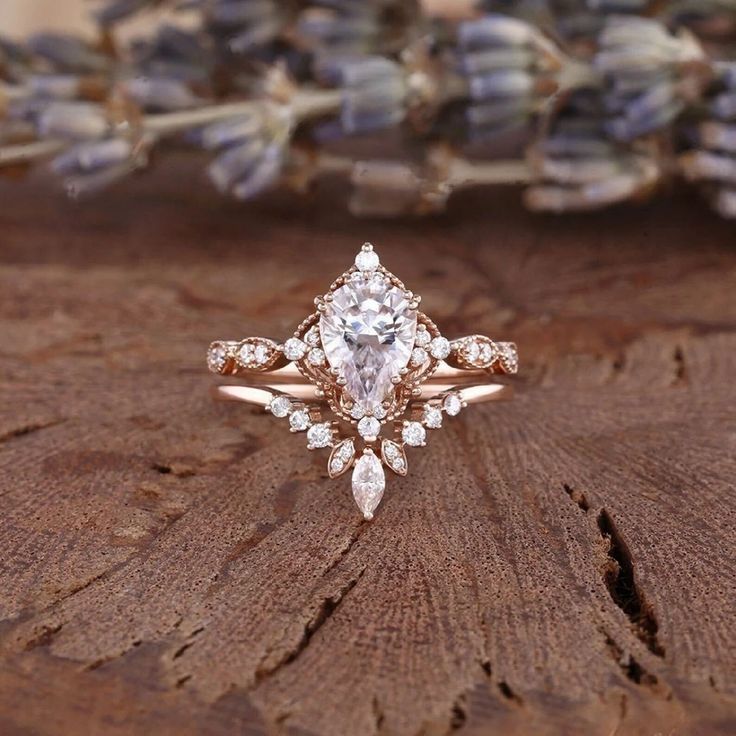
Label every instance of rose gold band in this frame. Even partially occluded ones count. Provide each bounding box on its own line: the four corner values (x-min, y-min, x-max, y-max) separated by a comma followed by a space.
213, 378, 512, 408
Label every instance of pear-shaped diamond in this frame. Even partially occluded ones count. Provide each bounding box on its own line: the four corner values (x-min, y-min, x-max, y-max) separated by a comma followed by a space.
320, 272, 417, 412
351, 451, 386, 520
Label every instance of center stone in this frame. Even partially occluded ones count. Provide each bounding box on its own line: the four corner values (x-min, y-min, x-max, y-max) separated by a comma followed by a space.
320, 276, 417, 411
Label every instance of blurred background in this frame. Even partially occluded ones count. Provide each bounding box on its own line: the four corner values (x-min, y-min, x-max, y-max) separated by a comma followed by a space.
6, 1, 89, 36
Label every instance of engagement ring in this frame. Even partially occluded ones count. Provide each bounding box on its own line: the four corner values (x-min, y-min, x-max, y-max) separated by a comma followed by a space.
207, 243, 517, 520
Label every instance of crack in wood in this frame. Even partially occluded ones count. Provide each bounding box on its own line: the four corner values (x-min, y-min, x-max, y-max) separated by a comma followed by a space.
255, 567, 366, 686
563, 483, 590, 513
0, 419, 65, 445
602, 630, 659, 689
672, 345, 688, 386
372, 695, 385, 735
597, 510, 665, 659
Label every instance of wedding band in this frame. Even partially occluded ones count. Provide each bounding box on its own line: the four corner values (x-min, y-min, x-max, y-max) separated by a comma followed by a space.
207, 243, 518, 520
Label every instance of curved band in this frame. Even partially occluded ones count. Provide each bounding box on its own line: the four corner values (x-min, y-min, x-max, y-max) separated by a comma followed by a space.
213, 380, 513, 408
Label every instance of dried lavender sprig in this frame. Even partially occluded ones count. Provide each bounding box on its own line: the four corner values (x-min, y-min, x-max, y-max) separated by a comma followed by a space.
594, 15, 711, 141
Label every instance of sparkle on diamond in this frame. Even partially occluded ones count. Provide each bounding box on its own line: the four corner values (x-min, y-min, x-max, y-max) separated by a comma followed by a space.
320, 271, 417, 412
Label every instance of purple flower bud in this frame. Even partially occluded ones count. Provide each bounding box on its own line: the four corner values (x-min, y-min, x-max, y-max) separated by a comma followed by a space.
27, 33, 110, 72
37, 102, 110, 141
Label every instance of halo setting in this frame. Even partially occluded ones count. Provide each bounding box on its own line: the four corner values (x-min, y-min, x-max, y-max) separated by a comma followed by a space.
207, 243, 517, 520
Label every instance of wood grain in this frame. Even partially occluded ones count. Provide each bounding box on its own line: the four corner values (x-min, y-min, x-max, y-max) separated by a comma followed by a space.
0, 158, 735, 736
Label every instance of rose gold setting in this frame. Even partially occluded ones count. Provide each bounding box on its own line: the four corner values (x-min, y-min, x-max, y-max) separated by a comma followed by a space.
207, 243, 518, 520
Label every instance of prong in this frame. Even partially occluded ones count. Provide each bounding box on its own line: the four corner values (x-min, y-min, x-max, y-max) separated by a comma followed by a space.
363, 512, 374, 521
362, 242, 373, 252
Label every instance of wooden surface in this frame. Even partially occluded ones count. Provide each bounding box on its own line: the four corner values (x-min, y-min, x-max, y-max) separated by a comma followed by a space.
1, 159, 735, 736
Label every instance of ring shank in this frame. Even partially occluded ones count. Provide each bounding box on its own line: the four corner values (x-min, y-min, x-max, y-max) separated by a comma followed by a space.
213, 381, 513, 408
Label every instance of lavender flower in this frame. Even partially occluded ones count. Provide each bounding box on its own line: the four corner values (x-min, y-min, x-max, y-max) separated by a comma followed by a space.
121, 76, 204, 112
205, 0, 288, 54
297, 0, 412, 58
594, 16, 708, 141
50, 135, 148, 198
36, 102, 112, 141
453, 14, 585, 139
680, 63, 736, 218
202, 104, 291, 199
314, 55, 408, 137
525, 115, 660, 212
26, 33, 111, 73
93, 0, 161, 26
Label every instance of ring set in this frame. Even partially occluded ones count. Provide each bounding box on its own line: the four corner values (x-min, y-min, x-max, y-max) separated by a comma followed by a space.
207, 243, 518, 520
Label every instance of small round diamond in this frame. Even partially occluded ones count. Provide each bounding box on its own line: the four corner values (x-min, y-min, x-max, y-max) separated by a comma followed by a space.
500, 344, 518, 373
207, 343, 228, 373
358, 416, 381, 440
410, 347, 428, 367
253, 344, 270, 365
305, 326, 320, 347
269, 396, 291, 418
355, 248, 379, 272
349, 403, 366, 420
430, 336, 451, 360
307, 423, 332, 449
480, 342, 497, 366
443, 393, 463, 417
423, 405, 443, 429
238, 343, 254, 365
465, 340, 481, 364
284, 337, 307, 361
402, 422, 426, 447
371, 404, 387, 420
414, 328, 431, 347
308, 348, 326, 366
289, 409, 311, 432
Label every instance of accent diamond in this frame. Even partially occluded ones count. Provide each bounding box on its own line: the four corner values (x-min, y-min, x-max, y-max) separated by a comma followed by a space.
207, 342, 228, 373
320, 269, 417, 412
414, 327, 431, 347
402, 421, 426, 447
358, 416, 381, 441
253, 344, 269, 365
237, 342, 254, 365
423, 405, 443, 429
289, 409, 311, 431
305, 325, 321, 347
410, 347, 428, 367
307, 422, 333, 449
381, 439, 407, 476
430, 336, 451, 360
269, 396, 291, 418
328, 438, 356, 478
355, 245, 380, 272
443, 393, 463, 417
308, 347, 326, 366
352, 451, 385, 519
284, 337, 307, 361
